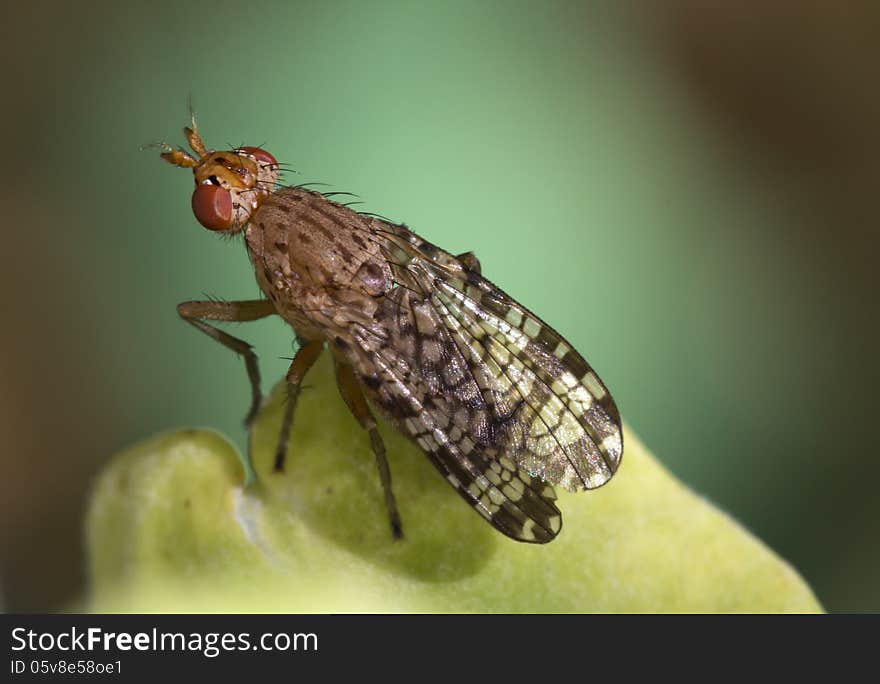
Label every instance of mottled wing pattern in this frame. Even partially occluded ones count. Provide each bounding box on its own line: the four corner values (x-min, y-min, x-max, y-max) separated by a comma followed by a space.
346, 218, 623, 540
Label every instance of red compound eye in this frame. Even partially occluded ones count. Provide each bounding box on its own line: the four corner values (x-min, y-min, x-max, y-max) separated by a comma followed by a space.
192, 184, 233, 231
239, 146, 277, 167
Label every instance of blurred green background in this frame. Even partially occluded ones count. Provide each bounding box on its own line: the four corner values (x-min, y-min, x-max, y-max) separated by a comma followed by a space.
1, 0, 877, 612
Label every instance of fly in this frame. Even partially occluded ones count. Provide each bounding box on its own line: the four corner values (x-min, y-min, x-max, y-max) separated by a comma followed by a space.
154, 114, 623, 543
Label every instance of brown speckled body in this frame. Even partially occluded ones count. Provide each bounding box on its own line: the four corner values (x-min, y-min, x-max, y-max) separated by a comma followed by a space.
244, 187, 393, 345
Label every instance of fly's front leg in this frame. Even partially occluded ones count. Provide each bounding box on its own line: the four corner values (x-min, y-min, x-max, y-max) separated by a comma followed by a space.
177, 298, 276, 427
273, 339, 325, 473
334, 358, 404, 540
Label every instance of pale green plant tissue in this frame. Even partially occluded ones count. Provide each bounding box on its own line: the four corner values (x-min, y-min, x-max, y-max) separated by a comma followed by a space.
86, 355, 821, 613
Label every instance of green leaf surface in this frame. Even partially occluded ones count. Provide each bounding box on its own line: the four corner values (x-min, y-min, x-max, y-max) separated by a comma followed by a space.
86, 355, 821, 612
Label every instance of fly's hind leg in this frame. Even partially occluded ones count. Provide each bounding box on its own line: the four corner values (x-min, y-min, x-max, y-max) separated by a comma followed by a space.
273, 339, 325, 473
177, 298, 276, 427
457, 251, 481, 274
334, 358, 404, 540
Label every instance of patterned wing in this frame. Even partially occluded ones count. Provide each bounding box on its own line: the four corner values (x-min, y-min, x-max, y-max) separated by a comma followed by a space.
348, 219, 622, 541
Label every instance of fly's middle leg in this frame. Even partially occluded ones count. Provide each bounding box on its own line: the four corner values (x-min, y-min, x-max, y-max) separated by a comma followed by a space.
273, 339, 325, 473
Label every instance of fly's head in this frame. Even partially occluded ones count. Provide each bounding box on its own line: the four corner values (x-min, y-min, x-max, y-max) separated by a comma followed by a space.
156, 120, 279, 233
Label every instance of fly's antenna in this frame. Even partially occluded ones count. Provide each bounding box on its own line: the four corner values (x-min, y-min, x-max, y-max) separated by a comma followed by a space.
184, 95, 208, 158
140, 141, 198, 168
